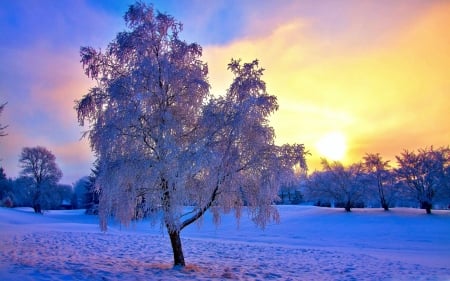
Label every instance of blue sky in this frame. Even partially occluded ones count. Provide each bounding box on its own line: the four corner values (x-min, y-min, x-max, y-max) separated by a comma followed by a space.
1, 0, 449, 184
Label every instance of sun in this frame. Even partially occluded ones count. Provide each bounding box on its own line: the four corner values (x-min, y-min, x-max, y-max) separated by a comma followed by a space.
315, 131, 347, 161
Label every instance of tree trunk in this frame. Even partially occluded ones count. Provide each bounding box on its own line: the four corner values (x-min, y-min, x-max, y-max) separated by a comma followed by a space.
33, 203, 42, 214
169, 230, 185, 267
421, 201, 432, 214
380, 195, 389, 211
380, 198, 389, 211
345, 201, 351, 212
33, 189, 42, 213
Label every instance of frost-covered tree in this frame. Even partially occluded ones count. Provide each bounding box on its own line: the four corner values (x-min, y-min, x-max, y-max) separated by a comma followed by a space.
0, 167, 5, 181
0, 167, 14, 207
84, 165, 100, 215
0, 102, 7, 137
395, 146, 450, 214
10, 176, 33, 207
73, 176, 90, 209
442, 162, 450, 205
363, 153, 396, 211
75, 2, 306, 267
307, 159, 366, 212
19, 146, 62, 213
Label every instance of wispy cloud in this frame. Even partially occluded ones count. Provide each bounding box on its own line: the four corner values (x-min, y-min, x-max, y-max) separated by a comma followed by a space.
203, 1, 450, 169
0, 0, 118, 183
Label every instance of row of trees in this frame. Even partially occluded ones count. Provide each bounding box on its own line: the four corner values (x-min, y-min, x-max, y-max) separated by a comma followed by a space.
2, 133, 447, 216
0, 146, 96, 212
302, 147, 450, 213
6, 145, 443, 214
0, 171, 73, 210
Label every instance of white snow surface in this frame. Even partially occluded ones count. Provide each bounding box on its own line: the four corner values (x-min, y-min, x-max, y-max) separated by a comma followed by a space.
0, 206, 449, 280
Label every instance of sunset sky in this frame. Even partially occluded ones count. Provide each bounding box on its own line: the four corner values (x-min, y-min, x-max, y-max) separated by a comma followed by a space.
1, 0, 449, 184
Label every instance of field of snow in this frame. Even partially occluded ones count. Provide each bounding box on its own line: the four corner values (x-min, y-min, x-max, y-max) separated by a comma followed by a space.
0, 206, 449, 281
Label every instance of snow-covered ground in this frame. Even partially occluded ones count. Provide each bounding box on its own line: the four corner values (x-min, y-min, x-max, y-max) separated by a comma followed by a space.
0, 206, 449, 280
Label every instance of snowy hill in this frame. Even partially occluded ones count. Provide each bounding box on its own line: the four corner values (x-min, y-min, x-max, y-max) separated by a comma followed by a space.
0, 206, 449, 280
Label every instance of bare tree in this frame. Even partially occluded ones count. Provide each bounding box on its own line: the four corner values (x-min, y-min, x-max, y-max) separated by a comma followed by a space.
307, 159, 366, 212
0, 102, 7, 137
363, 153, 396, 211
395, 146, 450, 214
75, 2, 306, 267
19, 146, 62, 213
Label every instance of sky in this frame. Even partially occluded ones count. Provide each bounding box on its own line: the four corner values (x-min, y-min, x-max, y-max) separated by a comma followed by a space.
0, 0, 449, 185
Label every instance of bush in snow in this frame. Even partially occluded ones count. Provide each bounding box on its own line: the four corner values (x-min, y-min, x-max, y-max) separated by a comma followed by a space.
306, 159, 367, 212
1, 196, 13, 208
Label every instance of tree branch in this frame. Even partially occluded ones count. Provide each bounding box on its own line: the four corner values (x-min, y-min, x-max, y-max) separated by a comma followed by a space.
180, 183, 220, 231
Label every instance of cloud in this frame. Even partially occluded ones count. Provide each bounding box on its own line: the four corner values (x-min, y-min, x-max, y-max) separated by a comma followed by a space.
203, 1, 450, 170
0, 45, 95, 179
344, 1, 450, 160
52, 139, 95, 184
0, 0, 119, 183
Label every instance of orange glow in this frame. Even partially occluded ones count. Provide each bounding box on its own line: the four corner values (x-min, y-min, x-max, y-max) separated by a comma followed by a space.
204, 2, 450, 171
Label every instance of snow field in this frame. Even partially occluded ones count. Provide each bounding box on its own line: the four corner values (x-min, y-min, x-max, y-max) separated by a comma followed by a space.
0, 206, 449, 280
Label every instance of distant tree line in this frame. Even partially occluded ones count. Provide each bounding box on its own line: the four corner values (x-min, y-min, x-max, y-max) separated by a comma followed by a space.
0, 146, 96, 212
280, 146, 450, 214
1, 145, 449, 215
0, 100, 448, 217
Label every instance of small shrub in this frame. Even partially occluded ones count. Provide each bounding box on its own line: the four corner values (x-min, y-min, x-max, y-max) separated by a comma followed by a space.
2, 196, 14, 208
